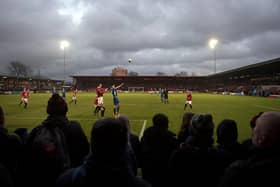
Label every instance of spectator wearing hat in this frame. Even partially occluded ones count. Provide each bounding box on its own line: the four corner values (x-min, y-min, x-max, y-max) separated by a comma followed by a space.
56, 117, 151, 187
169, 114, 222, 187
23, 94, 89, 187
219, 111, 280, 187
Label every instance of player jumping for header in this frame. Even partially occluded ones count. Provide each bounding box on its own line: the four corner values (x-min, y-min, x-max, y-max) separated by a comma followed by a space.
93, 83, 108, 117
110, 83, 124, 118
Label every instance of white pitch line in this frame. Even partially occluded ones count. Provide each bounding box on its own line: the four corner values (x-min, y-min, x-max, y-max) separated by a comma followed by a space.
139, 120, 147, 140
6, 117, 146, 121
254, 105, 280, 111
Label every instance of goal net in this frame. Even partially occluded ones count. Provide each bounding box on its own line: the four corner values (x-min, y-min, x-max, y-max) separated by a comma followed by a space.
128, 87, 145, 92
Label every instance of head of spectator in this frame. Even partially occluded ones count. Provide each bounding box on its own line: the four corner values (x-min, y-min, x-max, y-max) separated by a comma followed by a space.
181, 112, 194, 132
46, 93, 68, 116
91, 118, 128, 164
188, 114, 214, 147
217, 119, 238, 146
152, 113, 169, 129
0, 106, 4, 128
177, 112, 194, 143
118, 114, 131, 139
252, 111, 280, 149
14, 128, 29, 144
250, 112, 263, 129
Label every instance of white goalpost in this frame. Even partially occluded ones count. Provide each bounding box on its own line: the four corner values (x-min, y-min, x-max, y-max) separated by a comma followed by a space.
128, 87, 145, 92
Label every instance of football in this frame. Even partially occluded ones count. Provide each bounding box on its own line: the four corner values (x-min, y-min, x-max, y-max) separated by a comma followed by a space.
128, 58, 132, 63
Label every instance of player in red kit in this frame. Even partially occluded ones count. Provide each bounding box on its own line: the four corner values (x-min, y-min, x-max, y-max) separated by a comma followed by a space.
184, 91, 192, 110
93, 83, 108, 117
19, 88, 29, 108
69, 88, 78, 104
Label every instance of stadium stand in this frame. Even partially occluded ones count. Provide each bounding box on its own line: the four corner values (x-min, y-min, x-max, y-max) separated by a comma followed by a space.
72, 57, 280, 96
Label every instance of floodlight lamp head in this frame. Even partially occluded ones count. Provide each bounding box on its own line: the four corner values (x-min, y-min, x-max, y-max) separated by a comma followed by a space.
209, 38, 218, 49
60, 40, 70, 50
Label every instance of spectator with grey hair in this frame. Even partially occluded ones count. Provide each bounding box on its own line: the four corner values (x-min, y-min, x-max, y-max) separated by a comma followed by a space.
219, 111, 280, 187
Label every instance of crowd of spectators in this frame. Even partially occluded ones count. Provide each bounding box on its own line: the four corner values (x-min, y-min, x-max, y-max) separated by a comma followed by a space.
1, 94, 280, 187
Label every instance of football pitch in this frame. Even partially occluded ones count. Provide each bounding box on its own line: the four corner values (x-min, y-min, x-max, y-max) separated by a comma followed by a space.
1, 92, 280, 142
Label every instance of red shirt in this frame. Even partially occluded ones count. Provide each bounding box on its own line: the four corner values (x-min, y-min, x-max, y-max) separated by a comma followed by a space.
96, 87, 106, 97
73, 89, 78, 96
22, 91, 29, 98
187, 94, 192, 101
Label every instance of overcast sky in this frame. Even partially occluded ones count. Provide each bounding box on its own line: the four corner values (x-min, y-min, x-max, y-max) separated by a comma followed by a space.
0, 0, 280, 80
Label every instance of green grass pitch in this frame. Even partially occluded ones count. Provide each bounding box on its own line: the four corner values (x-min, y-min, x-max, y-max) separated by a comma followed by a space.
1, 92, 280, 142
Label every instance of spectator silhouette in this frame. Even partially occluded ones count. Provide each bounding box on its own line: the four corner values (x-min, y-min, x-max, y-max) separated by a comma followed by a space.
56, 117, 151, 187
170, 114, 222, 187
0, 106, 22, 182
219, 111, 280, 187
118, 115, 141, 175
177, 112, 194, 146
24, 94, 89, 187
241, 111, 263, 156
141, 113, 177, 187
216, 119, 245, 171
0, 163, 13, 187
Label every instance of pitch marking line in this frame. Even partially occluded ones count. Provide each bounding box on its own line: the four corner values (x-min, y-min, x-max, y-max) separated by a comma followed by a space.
139, 120, 147, 140
254, 105, 280, 111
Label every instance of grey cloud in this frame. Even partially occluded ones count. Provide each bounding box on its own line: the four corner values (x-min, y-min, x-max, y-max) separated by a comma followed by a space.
0, 0, 279, 79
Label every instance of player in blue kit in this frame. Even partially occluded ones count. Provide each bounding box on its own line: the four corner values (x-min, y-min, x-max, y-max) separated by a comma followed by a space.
110, 83, 124, 117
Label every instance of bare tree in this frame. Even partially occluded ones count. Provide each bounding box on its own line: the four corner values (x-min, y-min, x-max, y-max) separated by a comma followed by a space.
175, 71, 188, 77
128, 71, 139, 76
8, 61, 33, 77
156, 72, 166, 76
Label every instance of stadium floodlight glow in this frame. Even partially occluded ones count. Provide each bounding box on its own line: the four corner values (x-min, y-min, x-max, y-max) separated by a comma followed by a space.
60, 40, 70, 83
60, 40, 70, 50
208, 38, 218, 49
208, 38, 219, 74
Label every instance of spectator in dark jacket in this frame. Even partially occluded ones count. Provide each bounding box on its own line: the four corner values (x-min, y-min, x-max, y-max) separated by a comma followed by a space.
219, 111, 280, 187
118, 115, 141, 175
216, 119, 245, 171
170, 114, 222, 187
241, 111, 263, 156
0, 106, 22, 182
56, 117, 151, 187
141, 113, 177, 187
177, 112, 194, 145
0, 163, 13, 187
24, 94, 89, 187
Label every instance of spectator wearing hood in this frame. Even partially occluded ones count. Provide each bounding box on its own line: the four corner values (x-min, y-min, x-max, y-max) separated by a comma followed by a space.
56, 117, 151, 187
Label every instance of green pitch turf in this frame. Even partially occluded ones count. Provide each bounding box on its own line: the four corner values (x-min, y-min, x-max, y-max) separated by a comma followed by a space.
1, 92, 279, 142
